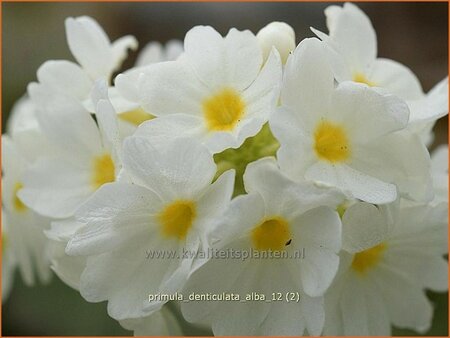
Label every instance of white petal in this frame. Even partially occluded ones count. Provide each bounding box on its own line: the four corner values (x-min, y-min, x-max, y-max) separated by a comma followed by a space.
28, 83, 102, 162
133, 114, 204, 150
196, 169, 235, 229
37, 60, 92, 100
368, 58, 424, 100
184, 26, 262, 91
342, 202, 388, 253
111, 35, 138, 74
180, 240, 252, 324
374, 266, 433, 333
65, 16, 112, 79
19, 157, 92, 218
138, 61, 208, 117
305, 162, 397, 204
48, 239, 86, 290
281, 38, 334, 129
91, 80, 121, 157
67, 182, 162, 256
270, 107, 316, 181
351, 131, 433, 202
244, 157, 344, 217
122, 136, 216, 200
322, 3, 377, 71
242, 48, 282, 121
408, 76, 448, 123
330, 81, 409, 143
294, 207, 341, 296
120, 306, 183, 336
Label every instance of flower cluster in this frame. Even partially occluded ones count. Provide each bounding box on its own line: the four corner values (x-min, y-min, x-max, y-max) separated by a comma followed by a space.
2, 3, 448, 336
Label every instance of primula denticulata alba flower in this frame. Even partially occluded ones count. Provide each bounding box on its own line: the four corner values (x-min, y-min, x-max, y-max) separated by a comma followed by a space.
325, 200, 448, 335
181, 158, 345, 335
118, 25, 283, 154
66, 138, 235, 319
270, 38, 432, 204
2, 3, 448, 336
311, 2, 448, 145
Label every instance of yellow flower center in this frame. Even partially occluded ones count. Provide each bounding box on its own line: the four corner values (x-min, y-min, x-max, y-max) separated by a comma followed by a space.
13, 182, 27, 212
203, 88, 245, 131
353, 73, 376, 87
314, 120, 350, 163
352, 242, 387, 275
251, 217, 291, 251
158, 200, 196, 240
119, 108, 154, 126
92, 154, 115, 189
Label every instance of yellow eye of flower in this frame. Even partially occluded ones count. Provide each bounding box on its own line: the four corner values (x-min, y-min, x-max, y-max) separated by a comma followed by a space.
13, 182, 27, 212
353, 73, 376, 87
119, 108, 154, 126
252, 217, 291, 251
314, 120, 350, 163
351, 242, 387, 275
92, 154, 115, 189
203, 88, 245, 131
158, 200, 196, 240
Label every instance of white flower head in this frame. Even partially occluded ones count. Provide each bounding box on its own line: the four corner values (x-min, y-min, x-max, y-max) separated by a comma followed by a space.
19, 80, 121, 218
181, 158, 344, 335
324, 200, 448, 335
270, 38, 432, 204
127, 25, 282, 154
256, 21, 296, 64
65, 137, 235, 320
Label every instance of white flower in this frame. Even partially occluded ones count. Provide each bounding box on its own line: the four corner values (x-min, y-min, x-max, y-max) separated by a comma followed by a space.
120, 305, 183, 336
256, 21, 296, 64
19, 80, 121, 218
181, 158, 344, 335
270, 38, 432, 204
125, 25, 282, 154
65, 137, 235, 320
324, 200, 448, 335
312, 3, 448, 142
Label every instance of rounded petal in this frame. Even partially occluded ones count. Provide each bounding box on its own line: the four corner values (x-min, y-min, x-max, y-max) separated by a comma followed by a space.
37, 60, 92, 100
65, 16, 112, 79
184, 26, 263, 91
324, 3, 377, 71
368, 58, 424, 100
19, 157, 92, 218
281, 38, 334, 128
122, 136, 216, 201
138, 61, 208, 117
342, 202, 389, 253
305, 162, 397, 204
67, 182, 162, 256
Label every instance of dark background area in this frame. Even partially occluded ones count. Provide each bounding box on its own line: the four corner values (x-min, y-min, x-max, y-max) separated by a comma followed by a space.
2, 2, 448, 336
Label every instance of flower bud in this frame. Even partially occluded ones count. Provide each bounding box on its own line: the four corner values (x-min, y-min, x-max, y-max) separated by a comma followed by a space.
256, 21, 296, 64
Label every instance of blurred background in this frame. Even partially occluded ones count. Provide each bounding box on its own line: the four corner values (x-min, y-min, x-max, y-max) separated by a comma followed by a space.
2, 2, 448, 336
